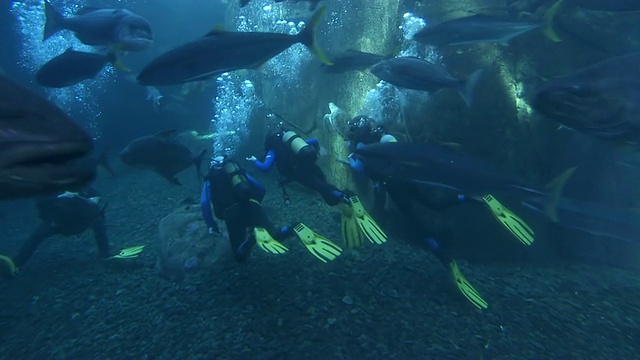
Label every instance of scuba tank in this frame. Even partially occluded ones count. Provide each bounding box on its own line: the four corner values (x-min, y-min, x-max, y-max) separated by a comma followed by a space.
281, 130, 317, 163
223, 160, 253, 200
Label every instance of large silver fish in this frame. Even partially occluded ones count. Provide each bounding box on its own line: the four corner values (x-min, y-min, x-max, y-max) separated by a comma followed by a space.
36, 48, 116, 88
532, 52, 640, 146
43, 0, 153, 52
119, 130, 206, 185
412, 3, 561, 46
0, 75, 95, 199
370, 57, 483, 107
413, 15, 540, 46
137, 7, 331, 85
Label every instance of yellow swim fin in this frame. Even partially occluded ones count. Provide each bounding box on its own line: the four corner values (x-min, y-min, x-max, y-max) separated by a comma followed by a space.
254, 227, 289, 255
543, 0, 563, 42
108, 245, 145, 259
341, 203, 364, 249
347, 195, 387, 245
449, 260, 488, 309
293, 223, 342, 263
0, 254, 16, 278
482, 194, 534, 246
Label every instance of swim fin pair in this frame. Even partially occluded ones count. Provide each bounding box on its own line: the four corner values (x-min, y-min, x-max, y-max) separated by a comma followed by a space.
341, 195, 387, 248
255, 223, 343, 263
449, 260, 488, 309
482, 194, 534, 246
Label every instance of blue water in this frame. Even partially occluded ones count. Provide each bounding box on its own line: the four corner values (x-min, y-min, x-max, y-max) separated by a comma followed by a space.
1, 0, 639, 358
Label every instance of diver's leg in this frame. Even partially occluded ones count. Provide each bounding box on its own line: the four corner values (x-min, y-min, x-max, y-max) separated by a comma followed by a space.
224, 203, 253, 262
372, 182, 388, 218
92, 217, 110, 258
247, 200, 293, 242
12, 224, 57, 268
386, 185, 454, 266
296, 164, 343, 206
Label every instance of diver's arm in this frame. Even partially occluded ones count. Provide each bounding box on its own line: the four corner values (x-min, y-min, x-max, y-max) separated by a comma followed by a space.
305, 138, 319, 146
245, 173, 266, 200
200, 181, 219, 234
347, 154, 365, 173
252, 150, 276, 172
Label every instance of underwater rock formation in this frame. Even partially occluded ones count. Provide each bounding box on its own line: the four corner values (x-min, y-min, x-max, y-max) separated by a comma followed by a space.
156, 203, 218, 280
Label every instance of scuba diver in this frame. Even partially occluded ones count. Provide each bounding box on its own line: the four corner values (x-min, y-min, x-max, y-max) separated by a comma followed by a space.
345, 116, 572, 309
345, 115, 389, 154
246, 128, 345, 206
0, 188, 144, 278
246, 127, 388, 246
201, 155, 343, 263
343, 116, 491, 309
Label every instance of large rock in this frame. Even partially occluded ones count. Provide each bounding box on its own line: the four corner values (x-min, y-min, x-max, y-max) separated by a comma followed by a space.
156, 203, 218, 280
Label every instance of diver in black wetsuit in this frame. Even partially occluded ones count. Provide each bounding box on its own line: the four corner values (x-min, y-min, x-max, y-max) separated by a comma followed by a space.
346, 116, 475, 261
201, 156, 296, 262
0, 187, 110, 277
346, 115, 488, 309
246, 129, 346, 206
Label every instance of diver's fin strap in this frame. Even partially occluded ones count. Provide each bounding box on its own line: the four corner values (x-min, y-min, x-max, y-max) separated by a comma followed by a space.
254, 227, 289, 255
450, 261, 488, 309
348, 196, 387, 245
294, 223, 342, 263
482, 194, 534, 246
108, 245, 145, 259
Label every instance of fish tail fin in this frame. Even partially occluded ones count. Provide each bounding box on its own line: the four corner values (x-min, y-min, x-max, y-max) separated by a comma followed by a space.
543, 0, 563, 42
298, 6, 333, 65
97, 146, 116, 177
193, 149, 207, 181
108, 52, 131, 72
458, 69, 484, 108
543, 166, 576, 221
43, 0, 64, 41
107, 45, 131, 72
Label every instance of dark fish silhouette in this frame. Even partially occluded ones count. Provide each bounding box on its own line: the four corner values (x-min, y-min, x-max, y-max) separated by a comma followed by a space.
0, 74, 94, 199
353, 142, 573, 198
119, 130, 206, 185
523, 195, 640, 245
36, 48, 117, 88
565, 0, 640, 12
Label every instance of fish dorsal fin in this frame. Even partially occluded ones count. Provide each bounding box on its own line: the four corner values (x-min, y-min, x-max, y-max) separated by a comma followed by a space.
156, 130, 178, 138
76, 7, 101, 15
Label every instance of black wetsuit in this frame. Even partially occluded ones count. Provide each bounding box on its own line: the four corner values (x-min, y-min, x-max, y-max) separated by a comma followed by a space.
253, 131, 344, 206
201, 158, 293, 262
12, 188, 109, 268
